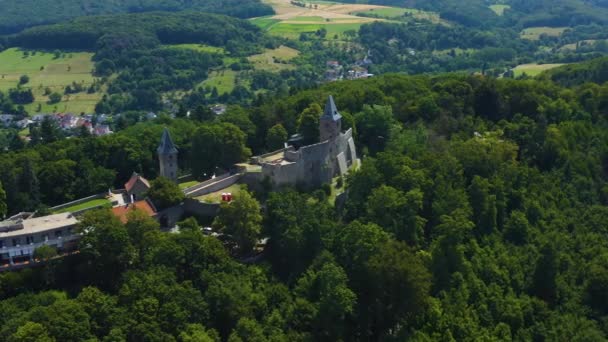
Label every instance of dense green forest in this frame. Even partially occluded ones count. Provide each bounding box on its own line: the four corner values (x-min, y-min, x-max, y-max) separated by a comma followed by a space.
0, 0, 273, 34
2, 69, 608, 339
323, 0, 608, 75
539, 56, 608, 86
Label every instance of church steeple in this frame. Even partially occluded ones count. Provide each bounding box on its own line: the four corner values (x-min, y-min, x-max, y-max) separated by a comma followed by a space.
320, 95, 342, 141
158, 128, 178, 182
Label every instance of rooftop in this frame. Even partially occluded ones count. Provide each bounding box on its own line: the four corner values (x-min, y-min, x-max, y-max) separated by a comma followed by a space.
0, 213, 79, 238
321, 95, 342, 122
125, 172, 151, 193
157, 128, 178, 155
111, 199, 157, 224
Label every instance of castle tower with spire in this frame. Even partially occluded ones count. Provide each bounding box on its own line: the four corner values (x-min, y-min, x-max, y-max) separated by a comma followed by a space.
158, 128, 178, 182
320, 95, 342, 142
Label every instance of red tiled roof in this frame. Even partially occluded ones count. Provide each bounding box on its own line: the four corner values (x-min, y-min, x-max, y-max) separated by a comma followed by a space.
111, 199, 157, 223
124, 173, 151, 192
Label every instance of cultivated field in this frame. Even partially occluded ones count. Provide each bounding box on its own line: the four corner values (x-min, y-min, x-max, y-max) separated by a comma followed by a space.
0, 48, 102, 114
256, 0, 437, 39
520, 27, 569, 40
513, 63, 565, 77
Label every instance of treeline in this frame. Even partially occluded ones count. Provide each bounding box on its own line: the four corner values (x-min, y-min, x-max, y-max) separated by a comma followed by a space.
11, 12, 271, 53
539, 56, 608, 86
357, 21, 533, 74
0, 0, 273, 34
334, 0, 608, 28
2, 70, 608, 340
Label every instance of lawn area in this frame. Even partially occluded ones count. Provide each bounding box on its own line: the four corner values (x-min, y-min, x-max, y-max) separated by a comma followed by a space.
196, 184, 242, 203
54, 198, 111, 214
167, 44, 226, 54
179, 180, 200, 190
489, 4, 510, 16
513, 63, 565, 77
520, 27, 568, 40
0, 48, 102, 114
248, 45, 300, 72
200, 69, 238, 95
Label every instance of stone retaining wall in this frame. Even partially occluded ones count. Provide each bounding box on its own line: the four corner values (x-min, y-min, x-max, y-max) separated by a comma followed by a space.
185, 174, 243, 198
183, 173, 231, 194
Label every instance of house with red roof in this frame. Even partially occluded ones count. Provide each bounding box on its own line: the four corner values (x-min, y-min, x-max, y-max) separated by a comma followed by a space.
125, 172, 151, 201
111, 199, 157, 224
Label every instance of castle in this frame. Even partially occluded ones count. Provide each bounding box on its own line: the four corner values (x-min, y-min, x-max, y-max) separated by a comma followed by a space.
248, 95, 358, 188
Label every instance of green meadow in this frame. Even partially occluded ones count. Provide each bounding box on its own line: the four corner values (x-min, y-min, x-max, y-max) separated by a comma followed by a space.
520, 27, 569, 40
0, 48, 102, 114
268, 22, 363, 39
489, 4, 511, 16
513, 63, 565, 77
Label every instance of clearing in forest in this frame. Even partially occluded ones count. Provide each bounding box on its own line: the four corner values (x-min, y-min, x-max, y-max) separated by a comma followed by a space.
0, 48, 102, 114
520, 27, 569, 40
248, 45, 300, 72
513, 63, 565, 77
489, 4, 510, 16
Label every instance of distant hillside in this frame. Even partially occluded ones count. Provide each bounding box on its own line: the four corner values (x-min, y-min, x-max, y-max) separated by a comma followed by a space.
11, 12, 272, 55
539, 57, 608, 86
0, 0, 274, 34
331, 0, 608, 28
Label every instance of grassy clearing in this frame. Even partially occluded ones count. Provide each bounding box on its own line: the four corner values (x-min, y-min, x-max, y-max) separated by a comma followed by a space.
269, 22, 363, 39
288, 16, 327, 22
251, 17, 281, 30
352, 6, 440, 23
520, 27, 568, 40
0, 48, 101, 114
433, 48, 478, 56
559, 39, 607, 51
179, 180, 200, 190
54, 198, 111, 213
200, 69, 238, 95
196, 184, 242, 203
513, 63, 565, 77
248, 45, 300, 72
489, 4, 510, 16
353, 7, 409, 18
167, 44, 225, 54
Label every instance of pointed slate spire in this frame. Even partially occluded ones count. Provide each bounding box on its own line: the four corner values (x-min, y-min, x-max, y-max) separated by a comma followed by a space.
157, 128, 178, 155
322, 95, 342, 122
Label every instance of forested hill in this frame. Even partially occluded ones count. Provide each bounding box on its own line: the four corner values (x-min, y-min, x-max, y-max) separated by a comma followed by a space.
0, 0, 274, 34
539, 57, 608, 86
332, 0, 608, 28
11, 12, 271, 52
2, 71, 608, 340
